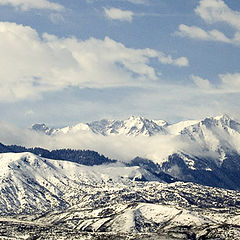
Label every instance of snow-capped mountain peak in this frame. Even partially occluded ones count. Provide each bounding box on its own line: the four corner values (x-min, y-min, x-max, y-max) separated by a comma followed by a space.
87, 115, 168, 136
31, 114, 240, 140
182, 114, 240, 135
177, 114, 240, 164
31, 116, 169, 137
121, 115, 167, 136
31, 123, 57, 135
213, 113, 232, 121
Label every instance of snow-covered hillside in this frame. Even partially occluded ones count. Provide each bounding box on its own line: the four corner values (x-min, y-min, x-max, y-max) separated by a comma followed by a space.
0, 152, 162, 215
0, 152, 240, 239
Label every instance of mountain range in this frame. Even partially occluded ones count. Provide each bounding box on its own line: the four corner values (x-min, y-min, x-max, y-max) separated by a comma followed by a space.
0, 114, 240, 238
32, 114, 239, 138
32, 115, 169, 136
31, 114, 240, 188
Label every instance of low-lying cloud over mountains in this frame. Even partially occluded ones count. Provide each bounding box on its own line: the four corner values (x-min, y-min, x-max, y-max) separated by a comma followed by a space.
0, 114, 240, 165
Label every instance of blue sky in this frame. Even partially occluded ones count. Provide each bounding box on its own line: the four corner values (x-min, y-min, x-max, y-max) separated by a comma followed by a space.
0, 0, 240, 127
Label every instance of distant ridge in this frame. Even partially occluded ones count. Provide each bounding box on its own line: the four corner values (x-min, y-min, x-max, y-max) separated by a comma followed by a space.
32, 114, 238, 137
32, 115, 168, 136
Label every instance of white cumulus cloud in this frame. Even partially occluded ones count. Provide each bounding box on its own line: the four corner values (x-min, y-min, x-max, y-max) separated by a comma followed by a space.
0, 22, 189, 102
195, 0, 240, 30
158, 53, 189, 67
104, 7, 134, 22
176, 0, 240, 46
0, 0, 64, 11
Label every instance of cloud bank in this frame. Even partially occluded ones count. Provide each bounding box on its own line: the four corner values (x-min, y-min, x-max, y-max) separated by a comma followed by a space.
0, 122, 184, 163
0, 21, 189, 102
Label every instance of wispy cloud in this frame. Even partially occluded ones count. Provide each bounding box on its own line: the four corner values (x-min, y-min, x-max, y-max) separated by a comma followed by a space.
49, 13, 64, 24
176, 24, 231, 43
104, 7, 134, 22
191, 75, 212, 90
87, 0, 147, 5
218, 73, 240, 93
0, 0, 64, 11
192, 73, 240, 94
125, 0, 147, 4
